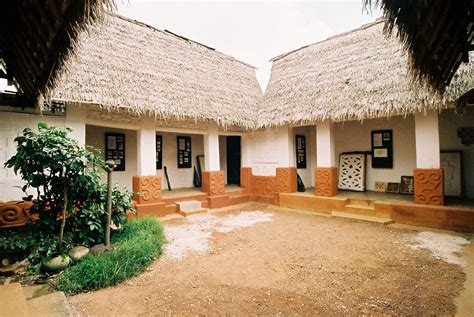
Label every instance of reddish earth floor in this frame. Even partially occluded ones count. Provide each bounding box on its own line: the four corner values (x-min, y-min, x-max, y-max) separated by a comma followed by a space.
69, 203, 470, 316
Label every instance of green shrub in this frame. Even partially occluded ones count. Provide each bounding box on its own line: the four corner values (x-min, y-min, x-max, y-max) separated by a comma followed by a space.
57, 217, 165, 294
3, 123, 134, 259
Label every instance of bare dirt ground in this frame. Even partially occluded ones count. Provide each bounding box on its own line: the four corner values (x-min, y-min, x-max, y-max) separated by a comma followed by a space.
69, 203, 471, 316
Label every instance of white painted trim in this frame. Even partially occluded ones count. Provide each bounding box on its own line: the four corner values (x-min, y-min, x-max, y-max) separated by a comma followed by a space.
316, 121, 336, 167
415, 111, 440, 168
137, 117, 157, 176
204, 125, 220, 171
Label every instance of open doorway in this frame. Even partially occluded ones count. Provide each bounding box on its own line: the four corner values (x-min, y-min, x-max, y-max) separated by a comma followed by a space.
226, 136, 241, 185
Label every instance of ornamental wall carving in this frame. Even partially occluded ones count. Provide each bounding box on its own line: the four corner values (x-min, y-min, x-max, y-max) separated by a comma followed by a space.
414, 168, 444, 206
132, 176, 162, 204
314, 167, 338, 197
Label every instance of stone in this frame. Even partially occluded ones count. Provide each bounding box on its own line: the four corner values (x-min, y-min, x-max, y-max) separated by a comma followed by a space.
42, 256, 71, 272
89, 244, 111, 255
68, 246, 89, 262
0, 259, 29, 276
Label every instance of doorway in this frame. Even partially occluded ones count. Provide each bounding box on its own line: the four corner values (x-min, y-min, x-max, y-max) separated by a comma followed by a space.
226, 136, 241, 185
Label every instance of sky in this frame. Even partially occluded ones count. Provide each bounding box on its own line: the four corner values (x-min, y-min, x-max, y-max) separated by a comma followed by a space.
117, 0, 381, 91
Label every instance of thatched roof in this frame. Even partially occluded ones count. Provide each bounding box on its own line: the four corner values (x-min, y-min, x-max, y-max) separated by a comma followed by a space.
0, 0, 115, 106
364, 0, 473, 92
52, 14, 262, 129
260, 20, 473, 128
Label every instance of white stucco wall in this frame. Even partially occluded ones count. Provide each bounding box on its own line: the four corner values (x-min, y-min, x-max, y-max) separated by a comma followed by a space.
157, 132, 204, 190
439, 107, 474, 198
86, 125, 138, 190
0, 110, 66, 201
219, 136, 227, 184
247, 128, 281, 176
334, 116, 417, 191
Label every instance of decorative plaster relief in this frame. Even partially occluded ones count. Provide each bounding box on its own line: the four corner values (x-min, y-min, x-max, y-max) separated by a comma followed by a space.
338, 153, 366, 191
314, 167, 338, 197
0, 200, 32, 228
275, 167, 297, 193
252, 176, 276, 197
132, 176, 162, 204
414, 168, 444, 206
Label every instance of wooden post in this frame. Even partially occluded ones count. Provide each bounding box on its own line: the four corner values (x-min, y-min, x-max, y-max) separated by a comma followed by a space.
105, 160, 116, 247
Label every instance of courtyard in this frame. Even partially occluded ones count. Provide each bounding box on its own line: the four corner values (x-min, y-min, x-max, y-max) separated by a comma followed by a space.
69, 203, 473, 316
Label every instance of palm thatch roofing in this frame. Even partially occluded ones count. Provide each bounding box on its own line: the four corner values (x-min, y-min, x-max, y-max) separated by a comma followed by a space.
52, 14, 262, 129
0, 0, 115, 106
260, 20, 473, 128
364, 0, 474, 92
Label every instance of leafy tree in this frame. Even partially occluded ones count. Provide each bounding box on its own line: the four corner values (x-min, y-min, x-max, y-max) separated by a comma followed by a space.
4, 123, 134, 252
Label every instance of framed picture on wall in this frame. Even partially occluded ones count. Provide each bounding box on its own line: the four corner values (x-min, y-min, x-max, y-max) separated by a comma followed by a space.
105, 133, 125, 171
371, 129, 393, 168
156, 135, 163, 170
295, 135, 307, 169
400, 176, 414, 194
177, 136, 192, 168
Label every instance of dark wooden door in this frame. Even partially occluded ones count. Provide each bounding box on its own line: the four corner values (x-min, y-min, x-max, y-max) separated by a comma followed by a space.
226, 136, 241, 185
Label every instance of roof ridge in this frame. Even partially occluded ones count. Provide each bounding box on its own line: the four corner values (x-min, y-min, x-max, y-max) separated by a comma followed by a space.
108, 12, 258, 70
270, 18, 385, 62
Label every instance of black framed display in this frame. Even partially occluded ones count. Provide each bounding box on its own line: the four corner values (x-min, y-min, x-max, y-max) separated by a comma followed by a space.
177, 136, 192, 168
295, 135, 307, 169
105, 133, 125, 171
371, 129, 393, 168
156, 135, 163, 170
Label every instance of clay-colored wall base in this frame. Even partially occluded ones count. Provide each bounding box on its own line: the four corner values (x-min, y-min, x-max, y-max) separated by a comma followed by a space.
314, 167, 338, 197
134, 202, 167, 217
414, 168, 444, 206
279, 194, 345, 213
202, 171, 225, 196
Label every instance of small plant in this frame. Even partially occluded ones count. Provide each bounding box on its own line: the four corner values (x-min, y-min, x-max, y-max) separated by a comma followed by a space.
57, 217, 165, 294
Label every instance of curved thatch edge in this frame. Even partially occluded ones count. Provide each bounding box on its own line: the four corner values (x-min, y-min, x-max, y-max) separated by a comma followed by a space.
38, 1, 117, 107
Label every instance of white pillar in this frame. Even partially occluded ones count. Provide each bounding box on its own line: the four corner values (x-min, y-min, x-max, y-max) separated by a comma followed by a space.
65, 104, 86, 146
316, 121, 336, 167
241, 134, 251, 167
137, 117, 157, 176
277, 126, 295, 167
415, 111, 440, 168
204, 125, 220, 171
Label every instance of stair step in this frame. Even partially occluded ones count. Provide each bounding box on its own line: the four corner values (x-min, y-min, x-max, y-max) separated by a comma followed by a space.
0, 283, 29, 317
26, 291, 72, 317
176, 200, 202, 212
177, 209, 207, 217
346, 198, 374, 208
345, 204, 375, 210
332, 211, 394, 225
160, 213, 185, 222
23, 285, 50, 301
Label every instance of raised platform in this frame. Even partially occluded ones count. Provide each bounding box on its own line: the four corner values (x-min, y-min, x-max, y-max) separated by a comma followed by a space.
279, 190, 474, 232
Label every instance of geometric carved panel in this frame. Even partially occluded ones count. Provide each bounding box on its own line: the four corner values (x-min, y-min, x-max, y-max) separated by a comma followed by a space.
252, 176, 276, 197
132, 176, 162, 204
275, 167, 297, 193
338, 153, 366, 191
414, 168, 444, 206
202, 171, 225, 196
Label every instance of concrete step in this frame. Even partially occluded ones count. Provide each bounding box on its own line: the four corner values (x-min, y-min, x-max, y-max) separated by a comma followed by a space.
160, 213, 185, 222
344, 205, 377, 216
27, 291, 72, 317
176, 200, 202, 212
0, 283, 29, 317
346, 198, 374, 208
22, 285, 50, 300
228, 194, 250, 205
332, 211, 394, 225
177, 208, 207, 217
165, 204, 179, 214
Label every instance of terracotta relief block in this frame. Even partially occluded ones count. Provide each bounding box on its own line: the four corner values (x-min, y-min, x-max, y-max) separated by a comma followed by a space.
414, 168, 444, 206
133, 175, 162, 204
275, 167, 297, 193
314, 167, 338, 197
240, 167, 252, 190
252, 176, 276, 197
0, 200, 32, 228
202, 171, 225, 196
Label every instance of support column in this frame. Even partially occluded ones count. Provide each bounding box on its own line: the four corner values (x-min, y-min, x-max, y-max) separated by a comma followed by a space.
314, 121, 338, 197
240, 134, 252, 191
275, 126, 297, 195
137, 117, 157, 176
414, 111, 444, 206
203, 125, 225, 196
65, 104, 86, 146
133, 117, 165, 217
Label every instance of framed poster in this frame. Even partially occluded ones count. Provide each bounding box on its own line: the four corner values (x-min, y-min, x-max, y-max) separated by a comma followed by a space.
177, 136, 192, 168
371, 129, 393, 168
400, 176, 414, 194
156, 135, 163, 170
295, 135, 307, 169
105, 133, 125, 171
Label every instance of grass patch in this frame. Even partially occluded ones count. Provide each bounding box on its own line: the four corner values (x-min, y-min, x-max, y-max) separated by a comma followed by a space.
57, 217, 165, 295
